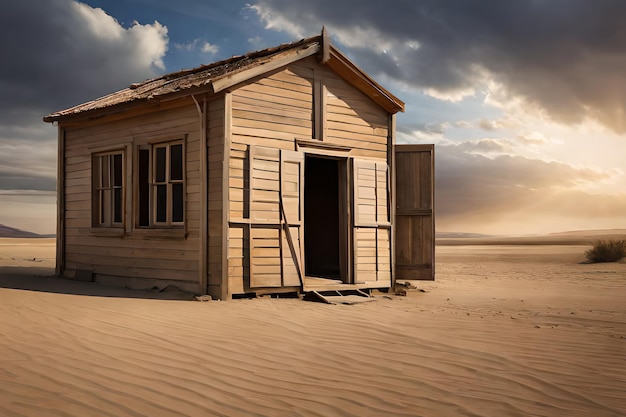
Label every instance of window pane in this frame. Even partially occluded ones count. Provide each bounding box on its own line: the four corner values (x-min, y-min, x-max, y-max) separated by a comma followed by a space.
113, 153, 123, 186
170, 144, 183, 181
155, 147, 166, 182
156, 185, 167, 222
113, 187, 122, 223
172, 183, 184, 222
97, 190, 103, 225
100, 155, 110, 188
93, 157, 101, 189
102, 189, 111, 225
138, 149, 150, 227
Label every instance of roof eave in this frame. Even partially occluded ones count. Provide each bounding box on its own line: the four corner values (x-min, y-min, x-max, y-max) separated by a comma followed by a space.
43, 88, 134, 123
324, 46, 405, 114
43, 83, 218, 124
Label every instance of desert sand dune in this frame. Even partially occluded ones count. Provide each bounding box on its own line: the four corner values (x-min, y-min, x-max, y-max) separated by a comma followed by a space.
0, 239, 624, 416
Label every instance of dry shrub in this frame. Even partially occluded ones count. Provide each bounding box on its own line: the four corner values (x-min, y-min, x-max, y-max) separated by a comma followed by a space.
585, 240, 626, 263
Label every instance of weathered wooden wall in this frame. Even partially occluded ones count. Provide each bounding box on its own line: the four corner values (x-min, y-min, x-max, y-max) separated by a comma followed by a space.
53, 42, 412, 299
207, 97, 227, 298
226, 63, 313, 294
320, 66, 389, 159
62, 101, 202, 291
226, 57, 391, 294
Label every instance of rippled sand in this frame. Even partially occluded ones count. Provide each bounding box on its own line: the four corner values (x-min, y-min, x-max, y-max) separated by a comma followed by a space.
0, 239, 624, 416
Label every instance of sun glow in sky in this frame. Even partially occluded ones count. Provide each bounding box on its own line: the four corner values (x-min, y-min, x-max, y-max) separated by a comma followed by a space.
1, 0, 625, 235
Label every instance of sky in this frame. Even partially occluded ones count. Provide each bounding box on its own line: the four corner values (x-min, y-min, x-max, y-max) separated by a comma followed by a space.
1, 0, 625, 235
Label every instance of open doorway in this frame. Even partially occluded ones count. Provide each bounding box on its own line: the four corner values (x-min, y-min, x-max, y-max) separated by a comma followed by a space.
304, 155, 345, 280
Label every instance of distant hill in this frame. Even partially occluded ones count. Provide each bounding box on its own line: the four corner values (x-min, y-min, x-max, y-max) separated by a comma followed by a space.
547, 229, 626, 238
0, 224, 45, 238
437, 229, 626, 246
436, 232, 492, 239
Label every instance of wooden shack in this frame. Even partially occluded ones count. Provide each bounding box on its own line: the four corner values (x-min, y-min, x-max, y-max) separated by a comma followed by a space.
44, 30, 434, 299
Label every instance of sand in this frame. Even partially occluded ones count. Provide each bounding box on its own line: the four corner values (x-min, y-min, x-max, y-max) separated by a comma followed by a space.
0, 238, 624, 416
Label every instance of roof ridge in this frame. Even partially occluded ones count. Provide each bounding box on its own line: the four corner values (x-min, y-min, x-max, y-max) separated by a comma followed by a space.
130, 35, 319, 90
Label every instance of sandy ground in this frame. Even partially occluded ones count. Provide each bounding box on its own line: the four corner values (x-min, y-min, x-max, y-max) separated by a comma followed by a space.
0, 238, 624, 416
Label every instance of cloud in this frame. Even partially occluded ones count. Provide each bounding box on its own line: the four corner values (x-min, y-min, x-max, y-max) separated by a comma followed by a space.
0, 0, 170, 231
434, 142, 626, 234
175, 38, 219, 55
250, 0, 626, 133
0, 0, 168, 127
246, 3, 309, 39
398, 122, 449, 138
0, 136, 57, 190
0, 0, 169, 188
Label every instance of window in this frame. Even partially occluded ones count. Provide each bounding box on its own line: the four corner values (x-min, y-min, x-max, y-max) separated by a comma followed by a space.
93, 151, 124, 227
138, 140, 185, 226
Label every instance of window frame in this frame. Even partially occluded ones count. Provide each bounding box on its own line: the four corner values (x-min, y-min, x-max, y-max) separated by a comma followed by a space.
153, 140, 185, 226
92, 150, 125, 228
137, 138, 186, 228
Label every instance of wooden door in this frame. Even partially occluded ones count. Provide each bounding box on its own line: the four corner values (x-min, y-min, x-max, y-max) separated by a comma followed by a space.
394, 144, 435, 280
352, 159, 391, 285
248, 146, 304, 288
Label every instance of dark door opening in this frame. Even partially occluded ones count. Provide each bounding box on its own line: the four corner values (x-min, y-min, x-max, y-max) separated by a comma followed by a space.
304, 156, 342, 279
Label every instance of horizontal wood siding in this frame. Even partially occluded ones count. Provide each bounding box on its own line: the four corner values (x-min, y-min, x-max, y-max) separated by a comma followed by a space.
314, 61, 389, 158
354, 228, 377, 283
228, 143, 247, 220
62, 102, 201, 286
249, 147, 281, 223
227, 224, 247, 294
353, 159, 391, 286
326, 97, 388, 155
250, 226, 282, 287
377, 228, 391, 283
228, 67, 313, 294
230, 66, 314, 156
281, 226, 301, 287
224, 59, 393, 294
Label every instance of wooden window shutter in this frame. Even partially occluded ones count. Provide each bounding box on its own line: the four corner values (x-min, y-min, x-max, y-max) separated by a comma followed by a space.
248, 146, 304, 288
394, 144, 435, 280
249, 146, 281, 222
353, 159, 378, 227
352, 159, 391, 285
249, 146, 282, 287
280, 149, 304, 287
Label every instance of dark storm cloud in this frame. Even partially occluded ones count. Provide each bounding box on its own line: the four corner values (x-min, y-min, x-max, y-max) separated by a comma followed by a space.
0, 0, 168, 197
0, 134, 58, 191
0, 0, 167, 126
0, 170, 56, 192
253, 0, 626, 132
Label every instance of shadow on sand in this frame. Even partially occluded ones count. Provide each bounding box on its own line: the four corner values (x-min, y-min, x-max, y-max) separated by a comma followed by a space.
0, 266, 195, 300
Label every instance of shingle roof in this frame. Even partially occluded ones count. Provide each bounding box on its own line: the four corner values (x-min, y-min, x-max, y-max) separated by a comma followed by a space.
44, 33, 403, 123
44, 36, 320, 122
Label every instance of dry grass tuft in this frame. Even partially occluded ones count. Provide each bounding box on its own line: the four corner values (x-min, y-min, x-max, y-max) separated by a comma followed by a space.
585, 240, 626, 263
